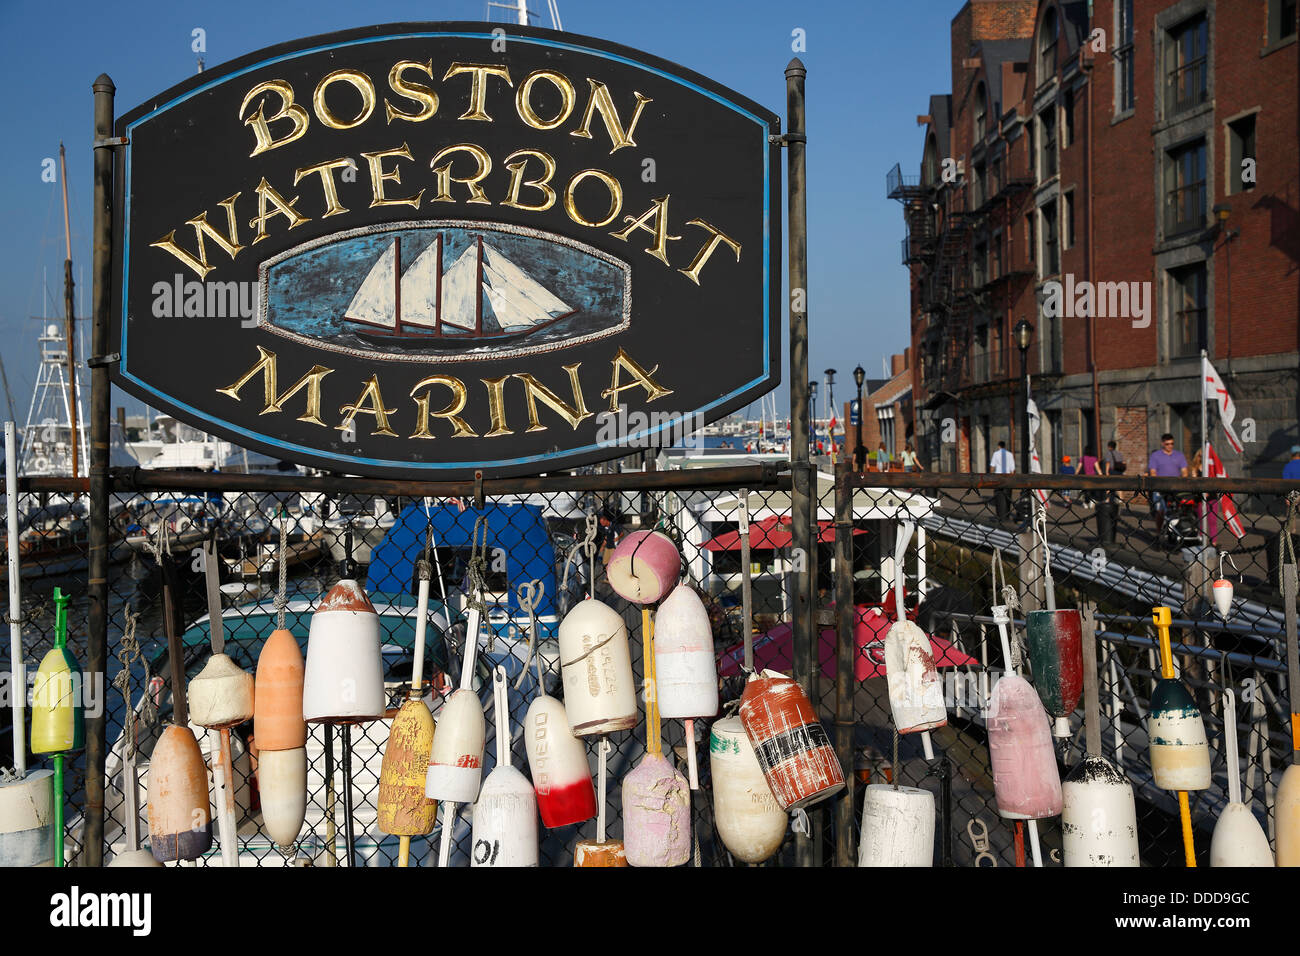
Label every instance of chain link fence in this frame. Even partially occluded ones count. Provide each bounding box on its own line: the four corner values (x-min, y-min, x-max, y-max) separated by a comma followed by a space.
2, 463, 1297, 866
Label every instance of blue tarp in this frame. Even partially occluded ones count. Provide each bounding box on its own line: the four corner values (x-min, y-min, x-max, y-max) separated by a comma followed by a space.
368, 501, 558, 617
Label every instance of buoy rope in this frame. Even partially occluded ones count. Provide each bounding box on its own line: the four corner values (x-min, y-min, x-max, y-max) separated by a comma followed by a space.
740, 491, 754, 676
466, 515, 490, 653
1032, 506, 1056, 612
514, 578, 544, 692
891, 725, 899, 791
275, 507, 288, 631
113, 606, 153, 759
559, 514, 597, 601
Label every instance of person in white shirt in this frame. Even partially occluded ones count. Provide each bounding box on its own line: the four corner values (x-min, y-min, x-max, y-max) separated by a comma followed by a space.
989, 441, 1015, 474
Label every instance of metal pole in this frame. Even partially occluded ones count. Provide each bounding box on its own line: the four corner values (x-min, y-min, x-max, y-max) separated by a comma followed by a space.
1081, 601, 1102, 757
1200, 349, 1209, 545
784, 56, 813, 868
5, 421, 24, 776
85, 73, 115, 867
59, 145, 80, 480
1020, 347, 1030, 474
833, 461, 855, 866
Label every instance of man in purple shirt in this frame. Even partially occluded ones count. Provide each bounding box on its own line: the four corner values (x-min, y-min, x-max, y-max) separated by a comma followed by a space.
1147, 433, 1189, 527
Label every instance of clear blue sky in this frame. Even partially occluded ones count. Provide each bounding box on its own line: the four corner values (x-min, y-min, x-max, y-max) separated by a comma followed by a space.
0, 0, 952, 425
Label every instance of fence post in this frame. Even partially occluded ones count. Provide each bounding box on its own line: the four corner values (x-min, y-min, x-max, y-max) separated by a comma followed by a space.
84, 73, 116, 867
833, 461, 856, 866
1017, 528, 1043, 614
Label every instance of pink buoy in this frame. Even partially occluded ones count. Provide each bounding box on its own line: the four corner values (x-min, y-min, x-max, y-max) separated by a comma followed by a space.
605, 531, 680, 604
988, 674, 1063, 821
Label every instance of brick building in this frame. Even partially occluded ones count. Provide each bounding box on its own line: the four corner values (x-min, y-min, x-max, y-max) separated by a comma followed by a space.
890, 0, 1299, 477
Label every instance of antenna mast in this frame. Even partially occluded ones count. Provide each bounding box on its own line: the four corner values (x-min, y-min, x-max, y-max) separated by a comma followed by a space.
59, 144, 80, 477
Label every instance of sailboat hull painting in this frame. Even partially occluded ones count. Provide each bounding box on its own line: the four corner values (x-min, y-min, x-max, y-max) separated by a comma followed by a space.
257, 223, 631, 362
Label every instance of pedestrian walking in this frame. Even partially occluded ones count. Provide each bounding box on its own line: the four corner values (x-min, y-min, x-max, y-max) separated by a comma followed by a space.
1147, 433, 1189, 530
1284, 445, 1300, 480
989, 440, 1014, 520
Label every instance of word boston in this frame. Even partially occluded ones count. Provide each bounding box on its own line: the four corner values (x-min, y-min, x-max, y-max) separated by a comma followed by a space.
109, 22, 781, 477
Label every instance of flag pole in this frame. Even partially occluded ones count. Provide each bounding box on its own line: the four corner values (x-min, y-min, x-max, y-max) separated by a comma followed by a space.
1200, 349, 1209, 547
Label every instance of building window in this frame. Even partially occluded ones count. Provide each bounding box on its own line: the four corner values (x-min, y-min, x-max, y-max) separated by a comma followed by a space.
1115, 0, 1135, 112
974, 82, 987, 141
972, 161, 986, 208
1063, 89, 1075, 148
1026, 211, 1036, 271
1038, 7, 1059, 82
1040, 202, 1060, 276
1228, 114, 1257, 195
1165, 13, 1209, 116
1039, 109, 1057, 179
992, 229, 1003, 278
973, 239, 988, 287
1168, 262, 1208, 359
991, 155, 1004, 195
922, 134, 939, 186
1045, 311, 1064, 373
1064, 191, 1076, 249
991, 323, 1004, 375
1269, 0, 1297, 45
1165, 138, 1207, 236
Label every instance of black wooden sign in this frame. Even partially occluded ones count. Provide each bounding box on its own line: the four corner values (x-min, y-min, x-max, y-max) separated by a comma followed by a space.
110, 22, 781, 478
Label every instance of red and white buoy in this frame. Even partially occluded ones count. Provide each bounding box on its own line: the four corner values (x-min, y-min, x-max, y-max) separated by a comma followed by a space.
1210, 688, 1273, 866
471, 666, 538, 867
1024, 608, 1083, 738
883, 522, 945, 759
739, 669, 844, 810
709, 716, 785, 864
606, 530, 680, 604
302, 579, 385, 723
524, 658, 596, 828
557, 599, 637, 736
1212, 552, 1239, 620
654, 583, 718, 789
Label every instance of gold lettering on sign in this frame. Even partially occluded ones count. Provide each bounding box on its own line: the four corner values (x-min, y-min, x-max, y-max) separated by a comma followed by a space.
385, 60, 439, 124
512, 365, 593, 432
429, 144, 493, 204
610, 196, 681, 265
409, 375, 478, 439
501, 149, 557, 212
248, 178, 310, 245
361, 144, 424, 209
481, 376, 514, 437
516, 70, 576, 130
443, 63, 514, 121
312, 69, 376, 130
570, 79, 651, 154
338, 375, 398, 437
563, 169, 622, 228
678, 219, 742, 284
293, 159, 352, 218
602, 348, 673, 412
240, 80, 310, 157
215, 345, 332, 426
150, 192, 243, 279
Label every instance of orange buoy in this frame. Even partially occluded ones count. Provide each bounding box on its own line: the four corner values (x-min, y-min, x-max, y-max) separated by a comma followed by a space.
739, 669, 844, 810
574, 840, 628, 866
147, 724, 213, 862
254, 628, 307, 848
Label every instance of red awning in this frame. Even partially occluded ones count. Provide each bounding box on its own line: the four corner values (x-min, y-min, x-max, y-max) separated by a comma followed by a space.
704, 515, 865, 551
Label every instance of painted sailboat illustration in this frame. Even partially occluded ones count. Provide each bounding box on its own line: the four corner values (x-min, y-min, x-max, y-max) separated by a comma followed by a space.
344, 234, 577, 344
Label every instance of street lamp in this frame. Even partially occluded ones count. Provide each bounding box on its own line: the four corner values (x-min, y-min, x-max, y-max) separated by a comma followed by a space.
1013, 318, 1034, 521
808, 380, 819, 455
853, 364, 866, 470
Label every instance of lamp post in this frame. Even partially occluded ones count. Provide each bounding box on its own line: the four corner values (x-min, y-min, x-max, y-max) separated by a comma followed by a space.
853, 365, 866, 470
824, 368, 837, 457
1013, 318, 1034, 522
808, 380, 818, 456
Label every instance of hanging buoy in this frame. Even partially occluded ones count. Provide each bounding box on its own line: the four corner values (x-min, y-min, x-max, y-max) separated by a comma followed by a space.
302, 579, 385, 723
574, 840, 628, 866
605, 530, 680, 604
107, 849, 164, 867
147, 724, 213, 862
624, 608, 691, 867
0, 770, 54, 867
857, 784, 935, 867
557, 599, 637, 736
31, 587, 82, 869
1210, 688, 1273, 867
883, 523, 945, 759
525, 693, 596, 828
988, 673, 1063, 820
258, 747, 309, 847
426, 689, 485, 804
739, 669, 844, 810
471, 666, 538, 867
255, 629, 306, 750
1025, 609, 1083, 738
709, 716, 785, 864
1278, 764, 1300, 866
1061, 755, 1140, 867
1212, 579, 1234, 619
655, 584, 718, 789
190, 654, 254, 730
1151, 606, 1209, 867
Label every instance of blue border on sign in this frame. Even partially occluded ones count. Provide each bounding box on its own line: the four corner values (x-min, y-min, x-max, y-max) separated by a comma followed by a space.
120, 29, 773, 471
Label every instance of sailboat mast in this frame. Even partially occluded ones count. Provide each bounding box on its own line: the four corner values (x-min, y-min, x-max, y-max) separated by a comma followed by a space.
474, 236, 484, 336
59, 143, 80, 478
393, 235, 402, 335
435, 233, 443, 336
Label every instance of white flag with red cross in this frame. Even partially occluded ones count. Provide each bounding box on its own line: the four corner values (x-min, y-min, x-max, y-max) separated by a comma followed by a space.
1203, 356, 1243, 454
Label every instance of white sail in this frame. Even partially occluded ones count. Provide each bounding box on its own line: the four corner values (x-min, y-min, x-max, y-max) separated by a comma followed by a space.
345, 240, 397, 328
484, 281, 545, 330
398, 235, 441, 329
481, 241, 573, 320
439, 244, 481, 332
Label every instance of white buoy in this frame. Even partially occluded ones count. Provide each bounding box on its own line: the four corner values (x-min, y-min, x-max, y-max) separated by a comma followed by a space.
857, 784, 935, 867
1277, 764, 1300, 866
655, 583, 718, 789
708, 716, 785, 864
1210, 689, 1273, 867
1061, 755, 1140, 867
106, 849, 164, 867
883, 523, 945, 759
1212, 579, 1234, 619
557, 599, 637, 736
471, 666, 538, 867
189, 653, 254, 729
258, 746, 309, 847
0, 769, 54, 867
302, 579, 385, 723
